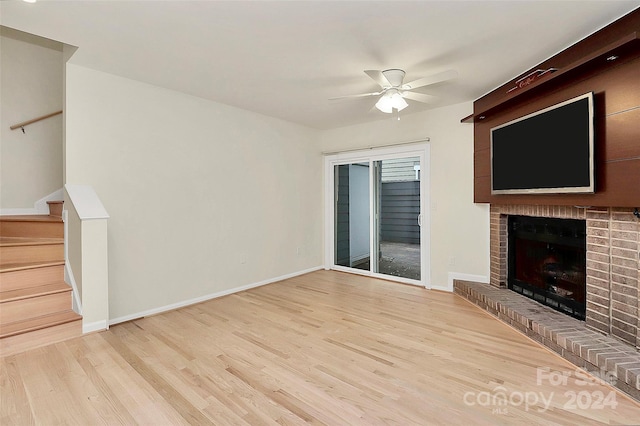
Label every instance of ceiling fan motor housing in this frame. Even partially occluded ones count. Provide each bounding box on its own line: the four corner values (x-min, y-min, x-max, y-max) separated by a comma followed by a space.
381, 69, 406, 87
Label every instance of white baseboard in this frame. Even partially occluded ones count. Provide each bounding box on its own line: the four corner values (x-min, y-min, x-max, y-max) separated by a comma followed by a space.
83, 319, 109, 334
109, 266, 323, 326
0, 207, 40, 215
0, 188, 64, 216
444, 272, 490, 292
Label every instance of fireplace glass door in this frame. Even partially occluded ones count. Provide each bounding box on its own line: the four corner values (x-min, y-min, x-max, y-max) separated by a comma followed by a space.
508, 215, 586, 319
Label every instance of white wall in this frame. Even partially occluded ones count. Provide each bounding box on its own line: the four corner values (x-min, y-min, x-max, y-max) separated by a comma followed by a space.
0, 30, 63, 209
319, 103, 490, 288
65, 64, 323, 322
63, 63, 486, 322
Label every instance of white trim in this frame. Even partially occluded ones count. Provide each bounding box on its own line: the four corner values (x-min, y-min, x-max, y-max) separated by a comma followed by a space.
445, 272, 490, 292
325, 142, 431, 163
324, 156, 335, 269
64, 184, 110, 220
65, 261, 82, 314
421, 146, 431, 289
109, 266, 323, 326
62, 209, 83, 314
0, 188, 64, 216
322, 137, 430, 155
331, 264, 424, 287
0, 207, 40, 215
83, 320, 109, 334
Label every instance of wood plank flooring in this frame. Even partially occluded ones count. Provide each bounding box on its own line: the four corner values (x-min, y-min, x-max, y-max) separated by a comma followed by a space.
2, 270, 639, 425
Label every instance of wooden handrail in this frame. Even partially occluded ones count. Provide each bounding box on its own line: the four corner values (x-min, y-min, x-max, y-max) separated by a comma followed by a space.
10, 110, 63, 131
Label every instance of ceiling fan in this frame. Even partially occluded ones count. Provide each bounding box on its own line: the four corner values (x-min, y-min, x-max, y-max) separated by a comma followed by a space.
331, 69, 457, 114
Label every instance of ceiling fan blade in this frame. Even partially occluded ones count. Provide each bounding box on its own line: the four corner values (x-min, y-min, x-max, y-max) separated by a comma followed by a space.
402, 69, 458, 90
329, 91, 382, 101
364, 70, 391, 88
402, 91, 436, 103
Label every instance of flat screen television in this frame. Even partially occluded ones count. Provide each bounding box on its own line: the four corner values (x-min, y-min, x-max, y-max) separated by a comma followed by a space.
491, 92, 595, 195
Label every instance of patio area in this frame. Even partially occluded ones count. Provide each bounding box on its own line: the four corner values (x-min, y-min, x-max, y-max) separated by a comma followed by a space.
354, 241, 421, 281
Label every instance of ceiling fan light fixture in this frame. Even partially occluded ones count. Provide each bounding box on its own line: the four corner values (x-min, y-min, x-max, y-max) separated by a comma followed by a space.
375, 90, 408, 113
391, 92, 408, 111
375, 94, 394, 113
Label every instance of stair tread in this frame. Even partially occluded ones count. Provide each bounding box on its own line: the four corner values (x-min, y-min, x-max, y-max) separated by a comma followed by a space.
0, 236, 64, 247
0, 215, 63, 223
0, 281, 72, 303
0, 310, 81, 339
0, 260, 65, 273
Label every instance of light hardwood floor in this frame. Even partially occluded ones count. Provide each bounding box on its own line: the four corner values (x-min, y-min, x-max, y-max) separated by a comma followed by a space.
2, 270, 639, 425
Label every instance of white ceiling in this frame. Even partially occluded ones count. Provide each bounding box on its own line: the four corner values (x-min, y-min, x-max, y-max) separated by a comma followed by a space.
1, 1, 639, 130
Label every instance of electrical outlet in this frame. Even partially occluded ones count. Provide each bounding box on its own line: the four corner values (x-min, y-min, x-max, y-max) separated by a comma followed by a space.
448, 256, 456, 266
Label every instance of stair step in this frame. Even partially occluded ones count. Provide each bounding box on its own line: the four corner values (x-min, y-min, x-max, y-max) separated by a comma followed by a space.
0, 281, 72, 303
0, 241, 64, 267
0, 288, 72, 324
0, 262, 65, 292
0, 236, 63, 246
0, 215, 63, 223
0, 309, 80, 339
47, 201, 64, 217
0, 260, 65, 273
0, 215, 64, 238
0, 213, 81, 357
0, 311, 82, 357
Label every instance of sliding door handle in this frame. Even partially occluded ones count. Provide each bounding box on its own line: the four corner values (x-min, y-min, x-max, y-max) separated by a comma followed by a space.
417, 214, 422, 227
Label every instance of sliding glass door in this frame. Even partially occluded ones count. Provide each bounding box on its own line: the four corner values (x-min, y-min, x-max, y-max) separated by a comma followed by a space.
326, 145, 429, 287
373, 157, 421, 281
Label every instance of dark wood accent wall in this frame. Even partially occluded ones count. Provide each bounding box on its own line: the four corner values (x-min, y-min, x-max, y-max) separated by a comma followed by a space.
472, 9, 640, 207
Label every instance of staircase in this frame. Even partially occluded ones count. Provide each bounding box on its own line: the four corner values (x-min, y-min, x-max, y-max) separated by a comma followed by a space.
0, 202, 82, 357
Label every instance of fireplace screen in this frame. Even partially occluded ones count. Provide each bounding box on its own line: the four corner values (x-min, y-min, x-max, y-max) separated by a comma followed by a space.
508, 216, 586, 320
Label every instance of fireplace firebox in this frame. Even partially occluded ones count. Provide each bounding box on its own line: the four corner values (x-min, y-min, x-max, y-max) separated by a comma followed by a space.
508, 215, 586, 320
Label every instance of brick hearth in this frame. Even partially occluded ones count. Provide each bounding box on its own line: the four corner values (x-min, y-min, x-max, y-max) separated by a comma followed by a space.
454, 279, 640, 401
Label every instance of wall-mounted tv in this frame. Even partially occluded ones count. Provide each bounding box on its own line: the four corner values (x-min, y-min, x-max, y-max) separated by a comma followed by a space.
491, 92, 595, 195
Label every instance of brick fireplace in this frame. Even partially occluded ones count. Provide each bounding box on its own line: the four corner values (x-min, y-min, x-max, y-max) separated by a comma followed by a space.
490, 204, 639, 349
454, 204, 640, 400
